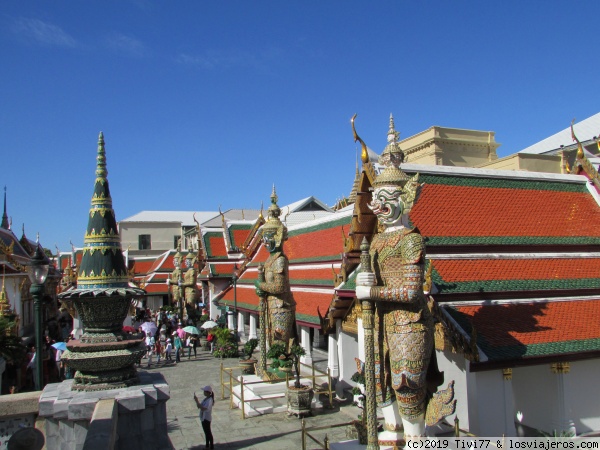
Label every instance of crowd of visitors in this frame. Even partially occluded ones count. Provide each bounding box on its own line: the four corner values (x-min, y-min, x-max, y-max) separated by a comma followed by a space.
1, 303, 229, 394
134, 306, 224, 368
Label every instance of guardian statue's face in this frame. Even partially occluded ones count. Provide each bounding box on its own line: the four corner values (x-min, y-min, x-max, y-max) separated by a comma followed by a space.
369, 186, 404, 227
262, 230, 279, 253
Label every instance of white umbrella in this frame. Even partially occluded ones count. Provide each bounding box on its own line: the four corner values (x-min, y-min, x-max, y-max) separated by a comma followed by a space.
200, 320, 218, 329
141, 322, 158, 335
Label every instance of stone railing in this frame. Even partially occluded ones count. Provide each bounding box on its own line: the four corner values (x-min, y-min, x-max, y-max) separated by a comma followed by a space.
0, 391, 42, 449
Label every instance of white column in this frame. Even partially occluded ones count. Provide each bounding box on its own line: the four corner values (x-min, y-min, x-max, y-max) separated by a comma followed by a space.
327, 320, 339, 378
552, 363, 576, 435
501, 369, 517, 436
237, 311, 246, 341
248, 313, 258, 340
300, 325, 313, 366
227, 311, 234, 330
313, 329, 324, 349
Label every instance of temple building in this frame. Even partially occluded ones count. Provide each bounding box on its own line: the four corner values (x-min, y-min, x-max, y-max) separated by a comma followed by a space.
327, 116, 600, 436
0, 189, 60, 344
480, 112, 600, 174
109, 113, 600, 437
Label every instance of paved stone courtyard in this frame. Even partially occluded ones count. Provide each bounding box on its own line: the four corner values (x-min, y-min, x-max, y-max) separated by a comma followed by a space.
138, 347, 359, 449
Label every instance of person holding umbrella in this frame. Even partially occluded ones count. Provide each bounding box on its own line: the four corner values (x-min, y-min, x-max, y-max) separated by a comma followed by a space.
183, 325, 200, 359
187, 334, 198, 359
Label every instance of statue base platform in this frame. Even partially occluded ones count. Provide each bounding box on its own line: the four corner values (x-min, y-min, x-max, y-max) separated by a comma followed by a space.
38, 372, 170, 450
331, 421, 456, 449
330, 441, 401, 449
231, 374, 323, 418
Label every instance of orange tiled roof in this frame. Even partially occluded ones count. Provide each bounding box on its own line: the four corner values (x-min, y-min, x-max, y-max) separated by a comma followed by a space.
230, 227, 252, 249
445, 300, 600, 362
289, 267, 336, 285
203, 232, 228, 258
209, 263, 237, 277
431, 258, 600, 294
410, 176, 600, 244
132, 259, 155, 275
220, 286, 331, 325
434, 258, 600, 281
143, 283, 169, 294
286, 217, 350, 262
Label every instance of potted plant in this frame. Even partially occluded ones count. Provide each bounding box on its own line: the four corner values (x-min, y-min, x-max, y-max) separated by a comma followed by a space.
286, 343, 313, 417
239, 338, 259, 374
266, 342, 287, 374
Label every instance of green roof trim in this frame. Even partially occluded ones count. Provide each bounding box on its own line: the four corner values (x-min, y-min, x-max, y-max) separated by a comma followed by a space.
288, 216, 351, 238
220, 299, 258, 312
202, 231, 225, 257
288, 255, 343, 264
228, 224, 253, 230
432, 268, 600, 294
337, 267, 359, 290
289, 278, 334, 286
227, 223, 253, 247
418, 173, 587, 193
219, 300, 319, 325
425, 236, 600, 246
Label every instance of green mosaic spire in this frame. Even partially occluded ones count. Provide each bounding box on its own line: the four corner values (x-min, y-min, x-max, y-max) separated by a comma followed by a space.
77, 132, 129, 289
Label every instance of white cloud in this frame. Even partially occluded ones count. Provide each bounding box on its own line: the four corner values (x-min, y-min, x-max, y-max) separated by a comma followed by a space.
176, 53, 215, 69
176, 47, 282, 71
105, 32, 147, 57
10, 17, 77, 48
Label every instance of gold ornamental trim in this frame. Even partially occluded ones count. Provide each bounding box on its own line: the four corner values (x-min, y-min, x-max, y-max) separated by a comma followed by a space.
502, 368, 513, 381
551, 362, 570, 374
341, 299, 361, 335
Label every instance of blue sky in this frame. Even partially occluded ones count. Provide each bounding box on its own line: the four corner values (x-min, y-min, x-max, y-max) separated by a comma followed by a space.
2, 1, 599, 253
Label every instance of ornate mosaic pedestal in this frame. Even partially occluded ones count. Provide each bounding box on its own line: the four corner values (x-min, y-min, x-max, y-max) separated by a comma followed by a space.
61, 296, 145, 391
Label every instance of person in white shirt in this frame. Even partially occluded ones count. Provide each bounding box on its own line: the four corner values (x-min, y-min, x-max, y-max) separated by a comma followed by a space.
165, 339, 173, 361
55, 347, 64, 380
194, 385, 215, 449
145, 333, 155, 367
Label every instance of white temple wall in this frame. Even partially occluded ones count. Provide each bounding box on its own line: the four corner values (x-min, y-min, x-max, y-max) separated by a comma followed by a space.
471, 370, 507, 436
512, 365, 556, 434
435, 349, 469, 430
338, 329, 359, 390
208, 279, 231, 321
564, 359, 600, 434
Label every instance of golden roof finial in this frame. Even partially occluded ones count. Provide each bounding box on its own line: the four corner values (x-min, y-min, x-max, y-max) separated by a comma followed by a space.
219, 205, 226, 227
351, 114, 370, 164
571, 119, 585, 159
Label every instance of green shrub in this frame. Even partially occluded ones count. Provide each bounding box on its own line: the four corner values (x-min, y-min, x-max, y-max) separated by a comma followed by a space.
212, 341, 239, 358
212, 327, 235, 345
242, 338, 259, 360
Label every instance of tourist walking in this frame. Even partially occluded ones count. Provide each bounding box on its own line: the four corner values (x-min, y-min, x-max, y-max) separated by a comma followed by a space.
194, 385, 215, 449
174, 334, 182, 363
145, 332, 155, 367
154, 339, 162, 365
187, 335, 198, 359
165, 338, 173, 361
207, 332, 215, 354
